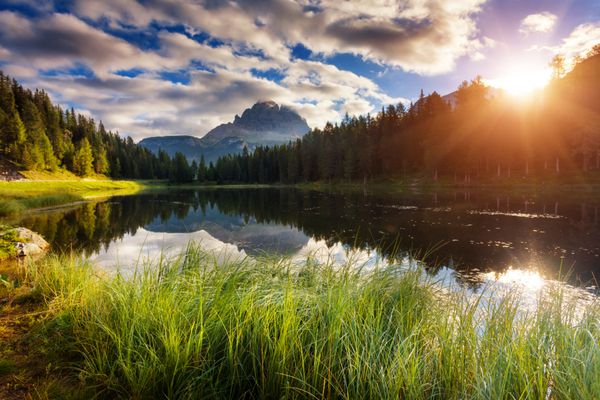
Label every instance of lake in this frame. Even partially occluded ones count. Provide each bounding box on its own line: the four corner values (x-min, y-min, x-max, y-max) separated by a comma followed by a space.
4, 187, 600, 292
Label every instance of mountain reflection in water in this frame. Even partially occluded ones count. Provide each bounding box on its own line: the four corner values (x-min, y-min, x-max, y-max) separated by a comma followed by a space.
4, 187, 600, 291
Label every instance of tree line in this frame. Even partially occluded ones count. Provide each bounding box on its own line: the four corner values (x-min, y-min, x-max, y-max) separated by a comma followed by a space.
0, 71, 196, 182
195, 49, 600, 184
2, 47, 599, 184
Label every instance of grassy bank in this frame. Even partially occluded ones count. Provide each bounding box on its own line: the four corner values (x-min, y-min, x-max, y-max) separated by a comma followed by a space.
298, 172, 600, 195
0, 179, 157, 217
0, 248, 598, 399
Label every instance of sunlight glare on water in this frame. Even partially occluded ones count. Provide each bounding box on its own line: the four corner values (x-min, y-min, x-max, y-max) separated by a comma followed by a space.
482, 268, 546, 292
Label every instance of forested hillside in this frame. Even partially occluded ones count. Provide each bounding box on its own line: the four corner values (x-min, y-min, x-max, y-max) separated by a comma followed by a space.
2, 48, 599, 185
201, 49, 600, 184
0, 72, 192, 181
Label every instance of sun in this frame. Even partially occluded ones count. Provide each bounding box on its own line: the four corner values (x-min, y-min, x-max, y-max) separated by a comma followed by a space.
485, 63, 552, 98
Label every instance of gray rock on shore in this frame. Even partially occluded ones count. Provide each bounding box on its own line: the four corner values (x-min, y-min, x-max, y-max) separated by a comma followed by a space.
14, 228, 49, 257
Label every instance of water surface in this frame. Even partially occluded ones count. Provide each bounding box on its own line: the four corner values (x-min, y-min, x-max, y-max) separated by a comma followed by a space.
5, 187, 600, 292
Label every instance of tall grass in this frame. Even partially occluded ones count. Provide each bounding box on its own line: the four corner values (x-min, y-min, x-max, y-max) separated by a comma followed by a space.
22, 249, 600, 399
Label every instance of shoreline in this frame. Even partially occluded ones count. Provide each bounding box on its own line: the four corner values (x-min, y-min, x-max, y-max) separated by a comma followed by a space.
0, 179, 156, 217
2, 173, 600, 218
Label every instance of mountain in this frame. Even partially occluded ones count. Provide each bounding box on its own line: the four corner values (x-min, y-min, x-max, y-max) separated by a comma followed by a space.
201, 100, 310, 146
145, 205, 309, 256
139, 101, 310, 163
139, 135, 253, 164
138, 135, 205, 161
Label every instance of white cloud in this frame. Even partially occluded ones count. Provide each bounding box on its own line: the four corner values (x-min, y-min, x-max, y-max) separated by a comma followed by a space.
519, 12, 557, 35
72, 0, 489, 75
0, 11, 177, 78
551, 22, 600, 59
0, 1, 482, 140
0, 7, 406, 140
25, 55, 399, 141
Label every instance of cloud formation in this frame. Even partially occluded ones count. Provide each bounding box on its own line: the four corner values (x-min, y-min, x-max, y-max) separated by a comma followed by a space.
519, 12, 558, 35
73, 0, 488, 75
0, 12, 171, 78
551, 22, 600, 59
0, 1, 494, 140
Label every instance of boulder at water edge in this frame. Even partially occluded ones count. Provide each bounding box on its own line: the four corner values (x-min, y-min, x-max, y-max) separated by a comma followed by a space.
13, 228, 49, 257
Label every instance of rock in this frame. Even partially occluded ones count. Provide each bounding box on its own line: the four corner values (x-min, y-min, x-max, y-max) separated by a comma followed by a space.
13, 228, 49, 257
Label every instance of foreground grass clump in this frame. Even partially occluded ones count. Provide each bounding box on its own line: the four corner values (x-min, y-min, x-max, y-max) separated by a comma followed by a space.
15, 250, 600, 399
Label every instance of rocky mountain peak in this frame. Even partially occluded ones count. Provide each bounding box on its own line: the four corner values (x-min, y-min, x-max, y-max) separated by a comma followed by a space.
254, 100, 278, 108
202, 101, 310, 145
139, 101, 310, 163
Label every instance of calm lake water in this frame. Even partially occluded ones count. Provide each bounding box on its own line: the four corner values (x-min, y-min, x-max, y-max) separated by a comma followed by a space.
4, 187, 600, 292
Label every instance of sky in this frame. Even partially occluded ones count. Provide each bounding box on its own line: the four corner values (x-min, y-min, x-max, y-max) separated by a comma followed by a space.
0, 0, 599, 141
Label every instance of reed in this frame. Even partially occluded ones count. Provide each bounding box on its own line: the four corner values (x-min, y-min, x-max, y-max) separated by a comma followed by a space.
16, 248, 600, 399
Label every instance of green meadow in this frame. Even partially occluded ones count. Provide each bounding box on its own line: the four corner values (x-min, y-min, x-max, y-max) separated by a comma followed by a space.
0, 178, 149, 217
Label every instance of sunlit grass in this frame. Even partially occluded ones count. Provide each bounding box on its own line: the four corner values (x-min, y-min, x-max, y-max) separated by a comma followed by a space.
0, 179, 147, 216
7, 248, 597, 399
19, 169, 83, 181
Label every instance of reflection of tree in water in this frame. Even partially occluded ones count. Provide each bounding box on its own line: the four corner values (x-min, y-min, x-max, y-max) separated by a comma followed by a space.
15, 196, 175, 256
11, 188, 600, 282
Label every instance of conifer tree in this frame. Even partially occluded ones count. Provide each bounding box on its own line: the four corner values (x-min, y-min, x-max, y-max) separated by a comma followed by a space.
94, 144, 109, 175
190, 160, 198, 181
198, 154, 207, 182
73, 138, 94, 176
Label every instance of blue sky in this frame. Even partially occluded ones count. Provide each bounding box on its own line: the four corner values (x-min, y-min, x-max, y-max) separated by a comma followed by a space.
0, 0, 598, 140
